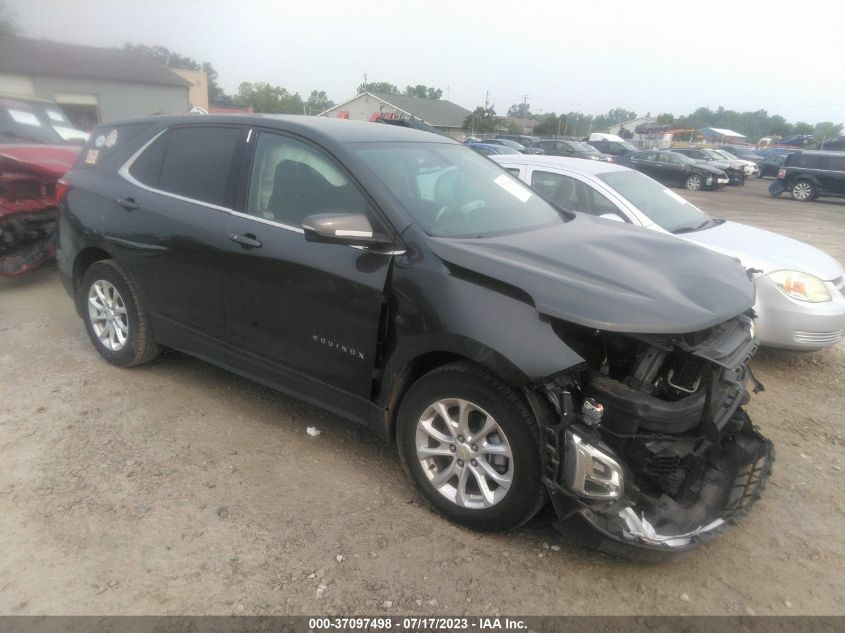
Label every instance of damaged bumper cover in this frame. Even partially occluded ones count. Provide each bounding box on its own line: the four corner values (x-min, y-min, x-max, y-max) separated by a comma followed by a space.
534, 314, 773, 560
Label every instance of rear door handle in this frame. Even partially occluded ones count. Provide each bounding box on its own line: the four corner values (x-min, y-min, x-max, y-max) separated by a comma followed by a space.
229, 232, 262, 249
115, 197, 139, 211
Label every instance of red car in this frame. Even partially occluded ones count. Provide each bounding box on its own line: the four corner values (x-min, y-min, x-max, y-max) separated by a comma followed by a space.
1, 97, 81, 276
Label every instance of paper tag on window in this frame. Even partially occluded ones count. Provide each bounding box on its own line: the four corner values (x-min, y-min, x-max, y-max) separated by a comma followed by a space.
8, 109, 41, 127
494, 174, 532, 203
84, 149, 99, 165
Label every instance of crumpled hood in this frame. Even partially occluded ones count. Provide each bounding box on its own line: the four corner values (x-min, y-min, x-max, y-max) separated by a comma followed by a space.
681, 220, 844, 281
428, 215, 755, 334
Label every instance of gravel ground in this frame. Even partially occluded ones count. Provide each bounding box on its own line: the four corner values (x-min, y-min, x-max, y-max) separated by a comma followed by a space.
1, 178, 843, 615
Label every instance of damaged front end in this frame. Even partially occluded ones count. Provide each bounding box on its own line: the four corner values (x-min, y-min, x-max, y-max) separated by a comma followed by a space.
532, 314, 772, 560
1, 146, 77, 276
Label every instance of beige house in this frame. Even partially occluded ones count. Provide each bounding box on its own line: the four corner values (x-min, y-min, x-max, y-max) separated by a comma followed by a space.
170, 68, 209, 111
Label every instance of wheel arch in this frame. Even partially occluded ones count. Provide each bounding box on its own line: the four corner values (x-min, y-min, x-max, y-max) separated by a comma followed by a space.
72, 246, 113, 315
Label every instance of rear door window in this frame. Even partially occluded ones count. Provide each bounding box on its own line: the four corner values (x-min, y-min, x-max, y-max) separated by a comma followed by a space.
155, 126, 241, 207
822, 156, 845, 171
789, 154, 822, 169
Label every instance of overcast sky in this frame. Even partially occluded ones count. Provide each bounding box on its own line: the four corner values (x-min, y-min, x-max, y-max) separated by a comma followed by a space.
6, 0, 844, 123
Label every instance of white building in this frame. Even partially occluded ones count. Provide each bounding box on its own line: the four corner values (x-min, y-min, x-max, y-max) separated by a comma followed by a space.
319, 92, 471, 139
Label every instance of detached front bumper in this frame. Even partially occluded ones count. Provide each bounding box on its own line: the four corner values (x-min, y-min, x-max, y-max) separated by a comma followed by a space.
549, 420, 772, 561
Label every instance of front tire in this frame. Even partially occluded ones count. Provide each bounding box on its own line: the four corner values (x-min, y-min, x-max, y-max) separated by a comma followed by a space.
685, 174, 703, 191
791, 180, 816, 201
396, 363, 545, 532
81, 260, 159, 367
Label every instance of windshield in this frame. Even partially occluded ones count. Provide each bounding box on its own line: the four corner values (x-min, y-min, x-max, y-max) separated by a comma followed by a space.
597, 170, 712, 233
0, 103, 66, 144
619, 141, 638, 152
702, 149, 728, 160
573, 141, 600, 153
672, 152, 698, 165
354, 143, 566, 238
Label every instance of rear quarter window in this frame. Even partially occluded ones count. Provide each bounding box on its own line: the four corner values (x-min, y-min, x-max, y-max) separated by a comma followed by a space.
787, 154, 822, 169
74, 122, 153, 170
822, 156, 845, 172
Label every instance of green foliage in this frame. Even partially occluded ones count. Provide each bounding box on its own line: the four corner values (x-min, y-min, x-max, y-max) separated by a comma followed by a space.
507, 102, 531, 118
358, 81, 400, 95
814, 122, 843, 144
237, 82, 304, 114
532, 113, 563, 137
463, 105, 498, 133
403, 85, 443, 99
306, 90, 335, 114
656, 113, 674, 124
124, 42, 229, 106
792, 122, 814, 135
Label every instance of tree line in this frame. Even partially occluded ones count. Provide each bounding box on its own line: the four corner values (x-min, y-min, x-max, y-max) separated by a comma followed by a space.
472, 101, 842, 143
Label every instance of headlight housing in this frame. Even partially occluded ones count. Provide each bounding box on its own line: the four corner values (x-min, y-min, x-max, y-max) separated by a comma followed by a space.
768, 270, 831, 303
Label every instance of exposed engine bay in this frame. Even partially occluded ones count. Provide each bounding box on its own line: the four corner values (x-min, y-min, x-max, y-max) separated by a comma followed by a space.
535, 313, 772, 559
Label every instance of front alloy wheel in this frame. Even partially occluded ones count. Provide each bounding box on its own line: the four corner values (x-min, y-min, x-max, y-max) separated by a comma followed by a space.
791, 181, 816, 201
397, 362, 545, 532
685, 174, 703, 191
415, 398, 513, 509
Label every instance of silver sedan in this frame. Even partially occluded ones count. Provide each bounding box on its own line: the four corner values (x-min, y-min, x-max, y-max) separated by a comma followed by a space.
493, 154, 845, 350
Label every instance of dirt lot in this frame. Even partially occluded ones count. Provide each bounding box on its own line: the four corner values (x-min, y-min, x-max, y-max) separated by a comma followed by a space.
1, 178, 844, 616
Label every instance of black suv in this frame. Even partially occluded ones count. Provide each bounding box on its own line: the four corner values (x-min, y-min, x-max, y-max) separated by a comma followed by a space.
775, 150, 845, 201
57, 115, 771, 559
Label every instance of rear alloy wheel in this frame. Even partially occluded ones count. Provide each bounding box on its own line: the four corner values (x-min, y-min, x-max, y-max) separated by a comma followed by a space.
685, 174, 703, 191
81, 260, 159, 367
397, 363, 545, 532
791, 181, 816, 202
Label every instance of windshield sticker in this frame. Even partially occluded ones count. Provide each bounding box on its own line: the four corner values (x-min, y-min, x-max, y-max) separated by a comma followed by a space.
84, 149, 99, 165
494, 174, 532, 203
104, 129, 118, 147
8, 109, 41, 127
45, 109, 64, 122
94, 135, 106, 147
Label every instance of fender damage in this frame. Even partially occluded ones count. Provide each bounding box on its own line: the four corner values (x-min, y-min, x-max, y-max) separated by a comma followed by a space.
416, 217, 773, 558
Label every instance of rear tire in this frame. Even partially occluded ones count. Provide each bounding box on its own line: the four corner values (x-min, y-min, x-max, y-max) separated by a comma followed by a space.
791, 180, 816, 201
80, 260, 159, 367
396, 362, 545, 532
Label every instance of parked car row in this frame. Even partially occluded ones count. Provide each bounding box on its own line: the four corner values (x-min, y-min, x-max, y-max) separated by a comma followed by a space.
492, 154, 845, 351
57, 115, 784, 560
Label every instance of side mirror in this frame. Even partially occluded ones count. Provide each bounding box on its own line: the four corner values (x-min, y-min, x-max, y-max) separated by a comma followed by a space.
599, 213, 624, 222
302, 213, 393, 249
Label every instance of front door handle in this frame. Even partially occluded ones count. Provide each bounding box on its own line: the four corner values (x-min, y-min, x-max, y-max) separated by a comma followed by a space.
115, 197, 139, 211
229, 232, 262, 249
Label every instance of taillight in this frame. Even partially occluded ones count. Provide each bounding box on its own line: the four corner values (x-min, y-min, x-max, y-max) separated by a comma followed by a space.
777, 168, 786, 179
56, 177, 70, 204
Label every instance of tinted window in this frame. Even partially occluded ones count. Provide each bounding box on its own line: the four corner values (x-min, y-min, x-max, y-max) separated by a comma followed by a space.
788, 154, 822, 169
354, 143, 564, 238
246, 132, 368, 229
634, 152, 658, 161
157, 126, 240, 207
129, 132, 169, 186
822, 156, 845, 171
